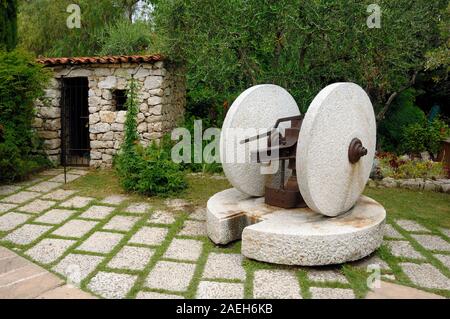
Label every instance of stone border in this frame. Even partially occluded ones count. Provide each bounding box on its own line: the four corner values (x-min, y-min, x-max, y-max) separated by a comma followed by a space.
370, 178, 450, 193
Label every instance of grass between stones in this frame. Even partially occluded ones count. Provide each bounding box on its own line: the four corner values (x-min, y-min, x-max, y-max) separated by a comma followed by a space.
0, 169, 449, 299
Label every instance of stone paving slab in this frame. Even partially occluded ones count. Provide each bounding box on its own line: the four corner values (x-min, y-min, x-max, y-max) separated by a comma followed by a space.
411, 234, 450, 251
17, 199, 56, 214
366, 281, 445, 299
14, 177, 44, 187
149, 210, 177, 225
434, 254, 450, 269
0, 203, 17, 213
197, 281, 244, 299
77, 231, 124, 254
53, 254, 104, 284
253, 270, 301, 299
136, 291, 184, 299
25, 238, 76, 264
129, 226, 168, 246
3, 224, 52, 245
387, 240, 424, 259
0, 212, 31, 231
35, 209, 76, 225
146, 261, 196, 292
27, 181, 62, 193
38, 169, 64, 176
310, 287, 355, 299
42, 189, 77, 201
101, 195, 128, 206
49, 174, 81, 183
165, 199, 190, 211
2, 191, 41, 204
440, 228, 450, 238
396, 220, 429, 232
179, 220, 207, 237
0, 247, 68, 299
80, 205, 115, 220
306, 268, 348, 284
52, 219, 98, 238
88, 271, 137, 299
0, 254, 29, 274
0, 265, 63, 299
60, 196, 95, 209
108, 246, 154, 271
164, 238, 203, 261
203, 253, 246, 281
125, 203, 151, 214
400, 262, 450, 290
189, 207, 206, 221
384, 224, 403, 239
0, 185, 22, 196
103, 215, 140, 232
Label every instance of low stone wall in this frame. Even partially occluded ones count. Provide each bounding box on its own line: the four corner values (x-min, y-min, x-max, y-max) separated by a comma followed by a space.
33, 61, 186, 167
369, 177, 450, 193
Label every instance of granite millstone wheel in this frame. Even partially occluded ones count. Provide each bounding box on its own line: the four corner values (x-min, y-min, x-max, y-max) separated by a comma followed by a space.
296, 83, 376, 217
220, 84, 300, 197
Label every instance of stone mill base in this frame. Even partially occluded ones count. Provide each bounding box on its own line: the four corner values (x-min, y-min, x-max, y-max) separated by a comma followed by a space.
207, 188, 386, 266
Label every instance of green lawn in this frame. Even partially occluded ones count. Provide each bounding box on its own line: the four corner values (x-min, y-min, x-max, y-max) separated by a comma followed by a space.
365, 187, 450, 229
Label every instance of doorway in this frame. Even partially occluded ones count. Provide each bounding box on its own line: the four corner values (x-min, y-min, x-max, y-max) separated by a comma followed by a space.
61, 77, 90, 166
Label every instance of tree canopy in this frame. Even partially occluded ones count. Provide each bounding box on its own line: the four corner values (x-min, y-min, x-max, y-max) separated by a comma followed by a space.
17, 0, 153, 57
154, 0, 448, 122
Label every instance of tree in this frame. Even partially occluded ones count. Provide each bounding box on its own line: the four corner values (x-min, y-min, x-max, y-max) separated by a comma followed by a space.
154, 0, 448, 125
17, 0, 154, 57
0, 0, 18, 51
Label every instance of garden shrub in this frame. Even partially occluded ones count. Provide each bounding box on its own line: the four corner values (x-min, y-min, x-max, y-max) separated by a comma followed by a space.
0, 50, 51, 182
402, 117, 449, 157
179, 116, 223, 174
378, 89, 426, 153
377, 153, 446, 180
114, 79, 187, 196
97, 20, 154, 56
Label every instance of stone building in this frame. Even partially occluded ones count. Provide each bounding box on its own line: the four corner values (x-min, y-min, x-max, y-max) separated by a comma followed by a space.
34, 55, 186, 168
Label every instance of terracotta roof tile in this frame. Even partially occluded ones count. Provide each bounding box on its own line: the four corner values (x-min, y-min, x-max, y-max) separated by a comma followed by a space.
37, 54, 164, 66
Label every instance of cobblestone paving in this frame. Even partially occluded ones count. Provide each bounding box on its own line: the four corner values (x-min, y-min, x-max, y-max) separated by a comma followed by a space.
0, 168, 449, 299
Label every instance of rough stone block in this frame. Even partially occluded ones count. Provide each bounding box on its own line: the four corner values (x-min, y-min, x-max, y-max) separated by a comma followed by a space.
164, 239, 203, 261
4, 224, 52, 245
253, 270, 301, 299
88, 272, 137, 299
25, 238, 75, 264
77, 232, 123, 254
197, 281, 244, 299
108, 246, 154, 271
145, 261, 196, 292
203, 253, 245, 281
129, 226, 168, 246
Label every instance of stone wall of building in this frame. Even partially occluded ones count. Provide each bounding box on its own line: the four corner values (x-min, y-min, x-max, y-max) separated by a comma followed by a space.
33, 61, 186, 167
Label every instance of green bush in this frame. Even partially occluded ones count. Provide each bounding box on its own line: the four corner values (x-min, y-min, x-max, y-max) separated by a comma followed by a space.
402, 118, 449, 157
97, 20, 154, 56
114, 79, 187, 196
378, 89, 426, 153
0, 50, 51, 182
377, 153, 446, 179
179, 116, 223, 174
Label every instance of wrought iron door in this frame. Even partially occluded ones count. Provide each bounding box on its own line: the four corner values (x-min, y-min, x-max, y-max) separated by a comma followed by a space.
61, 77, 90, 167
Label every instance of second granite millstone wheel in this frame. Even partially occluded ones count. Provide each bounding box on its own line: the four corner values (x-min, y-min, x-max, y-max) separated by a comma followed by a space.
296, 82, 377, 217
